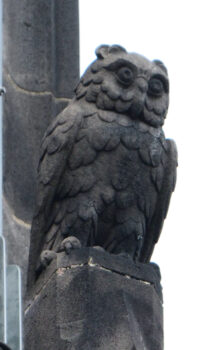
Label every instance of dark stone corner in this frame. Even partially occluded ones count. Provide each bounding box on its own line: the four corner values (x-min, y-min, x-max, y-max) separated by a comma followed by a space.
25, 248, 163, 350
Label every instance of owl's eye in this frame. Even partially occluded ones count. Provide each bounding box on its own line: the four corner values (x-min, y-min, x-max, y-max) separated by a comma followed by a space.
148, 77, 166, 97
116, 66, 134, 86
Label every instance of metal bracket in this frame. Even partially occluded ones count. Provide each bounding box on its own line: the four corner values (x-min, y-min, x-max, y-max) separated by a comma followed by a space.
0, 87, 6, 96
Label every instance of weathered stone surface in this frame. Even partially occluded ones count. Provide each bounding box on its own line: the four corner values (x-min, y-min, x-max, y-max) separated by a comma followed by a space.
25, 248, 163, 350
3, 198, 30, 294
2, 0, 79, 282
27, 45, 177, 290
3, 75, 69, 222
3, 0, 79, 96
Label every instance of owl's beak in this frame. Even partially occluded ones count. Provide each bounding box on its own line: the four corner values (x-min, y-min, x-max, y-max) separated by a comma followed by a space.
136, 77, 148, 94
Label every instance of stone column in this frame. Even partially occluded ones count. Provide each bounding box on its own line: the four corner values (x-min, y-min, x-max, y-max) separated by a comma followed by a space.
25, 249, 163, 350
2, 0, 79, 284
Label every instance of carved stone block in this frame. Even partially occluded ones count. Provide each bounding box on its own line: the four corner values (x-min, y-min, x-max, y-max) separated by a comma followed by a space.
25, 249, 163, 350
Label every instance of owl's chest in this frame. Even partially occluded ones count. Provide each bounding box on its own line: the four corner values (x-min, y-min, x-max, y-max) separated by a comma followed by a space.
72, 112, 164, 183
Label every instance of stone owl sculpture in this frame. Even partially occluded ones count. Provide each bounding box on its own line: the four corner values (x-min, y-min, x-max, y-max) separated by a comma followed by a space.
27, 45, 177, 289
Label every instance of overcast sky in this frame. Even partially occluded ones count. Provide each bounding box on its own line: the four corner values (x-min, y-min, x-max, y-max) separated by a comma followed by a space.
80, 1, 213, 349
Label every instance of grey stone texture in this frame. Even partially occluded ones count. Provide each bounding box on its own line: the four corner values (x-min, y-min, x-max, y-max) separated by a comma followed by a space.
2, 0, 79, 282
25, 248, 163, 350
27, 44, 177, 290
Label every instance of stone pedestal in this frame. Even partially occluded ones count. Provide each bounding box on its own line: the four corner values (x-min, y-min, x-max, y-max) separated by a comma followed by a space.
25, 249, 163, 350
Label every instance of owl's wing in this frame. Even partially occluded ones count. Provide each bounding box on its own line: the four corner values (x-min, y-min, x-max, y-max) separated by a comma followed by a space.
27, 102, 83, 290
140, 139, 178, 262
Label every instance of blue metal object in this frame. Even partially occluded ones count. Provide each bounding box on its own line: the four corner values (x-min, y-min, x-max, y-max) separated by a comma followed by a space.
0, 237, 6, 344
0, 0, 6, 343
0, 1, 23, 349
6, 266, 23, 350
0, 0, 3, 233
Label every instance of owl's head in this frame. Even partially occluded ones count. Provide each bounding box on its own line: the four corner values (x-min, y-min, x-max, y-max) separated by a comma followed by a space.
75, 45, 169, 127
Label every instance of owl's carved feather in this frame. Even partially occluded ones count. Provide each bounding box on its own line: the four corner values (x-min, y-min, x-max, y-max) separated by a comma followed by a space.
27, 45, 177, 290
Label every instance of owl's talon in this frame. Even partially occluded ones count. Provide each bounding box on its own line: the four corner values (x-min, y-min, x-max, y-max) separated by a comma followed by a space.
93, 246, 105, 252
117, 252, 132, 260
36, 250, 57, 274
59, 236, 82, 255
40, 250, 57, 267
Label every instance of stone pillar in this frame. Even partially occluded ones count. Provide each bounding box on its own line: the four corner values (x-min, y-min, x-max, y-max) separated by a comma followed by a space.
2, 0, 79, 284
25, 249, 163, 350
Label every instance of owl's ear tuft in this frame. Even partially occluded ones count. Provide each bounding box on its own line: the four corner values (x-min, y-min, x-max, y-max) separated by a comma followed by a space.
95, 45, 126, 59
153, 60, 168, 74
95, 45, 110, 59
108, 45, 126, 55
